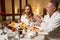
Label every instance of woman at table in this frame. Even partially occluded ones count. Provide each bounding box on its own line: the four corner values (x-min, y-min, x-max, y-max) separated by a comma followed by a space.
21, 4, 34, 26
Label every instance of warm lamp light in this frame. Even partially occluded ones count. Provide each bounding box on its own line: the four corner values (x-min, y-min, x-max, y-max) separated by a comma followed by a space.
34, 8, 40, 15
36, 8, 39, 14
15, 8, 17, 13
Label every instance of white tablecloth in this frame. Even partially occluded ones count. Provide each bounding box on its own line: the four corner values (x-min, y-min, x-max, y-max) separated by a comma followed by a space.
0, 35, 8, 40
20, 32, 48, 40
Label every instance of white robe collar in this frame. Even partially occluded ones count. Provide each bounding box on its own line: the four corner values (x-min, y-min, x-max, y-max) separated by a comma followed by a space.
47, 11, 59, 19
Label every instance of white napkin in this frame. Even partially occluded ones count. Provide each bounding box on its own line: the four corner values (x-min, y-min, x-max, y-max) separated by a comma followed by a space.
26, 31, 36, 38
0, 35, 8, 40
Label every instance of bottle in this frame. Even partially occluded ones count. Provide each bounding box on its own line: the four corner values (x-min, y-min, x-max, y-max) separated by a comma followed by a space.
18, 27, 23, 35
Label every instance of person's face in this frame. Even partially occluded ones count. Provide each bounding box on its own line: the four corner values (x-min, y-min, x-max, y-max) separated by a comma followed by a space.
46, 2, 56, 15
25, 6, 30, 15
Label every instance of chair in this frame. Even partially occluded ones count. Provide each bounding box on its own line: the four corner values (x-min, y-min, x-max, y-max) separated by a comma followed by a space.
44, 26, 60, 40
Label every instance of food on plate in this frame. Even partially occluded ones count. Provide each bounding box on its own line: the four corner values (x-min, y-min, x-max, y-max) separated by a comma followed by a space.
30, 26, 40, 32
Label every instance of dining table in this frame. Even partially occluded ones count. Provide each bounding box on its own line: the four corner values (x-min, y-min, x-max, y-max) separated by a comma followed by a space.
20, 30, 48, 40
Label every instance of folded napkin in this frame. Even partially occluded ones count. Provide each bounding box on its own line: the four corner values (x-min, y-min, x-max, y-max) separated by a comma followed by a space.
26, 31, 36, 38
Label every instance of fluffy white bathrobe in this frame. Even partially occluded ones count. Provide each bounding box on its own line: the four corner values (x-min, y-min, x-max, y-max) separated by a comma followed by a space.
40, 11, 60, 32
21, 14, 29, 26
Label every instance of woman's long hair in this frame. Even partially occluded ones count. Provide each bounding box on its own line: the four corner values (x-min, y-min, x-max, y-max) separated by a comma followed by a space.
23, 4, 34, 17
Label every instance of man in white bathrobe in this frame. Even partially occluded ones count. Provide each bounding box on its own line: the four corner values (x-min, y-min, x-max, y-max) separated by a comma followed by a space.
40, 0, 60, 40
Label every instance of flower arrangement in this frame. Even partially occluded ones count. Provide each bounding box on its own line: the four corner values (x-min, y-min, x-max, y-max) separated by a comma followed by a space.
11, 22, 15, 27
6, 22, 17, 32
20, 22, 27, 31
